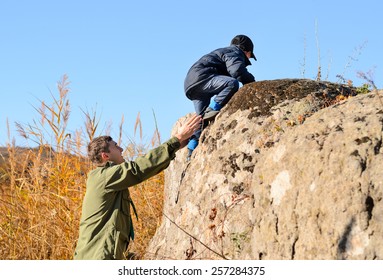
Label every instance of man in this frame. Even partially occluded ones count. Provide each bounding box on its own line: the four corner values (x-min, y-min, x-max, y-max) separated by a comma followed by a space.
74, 114, 201, 259
184, 35, 257, 158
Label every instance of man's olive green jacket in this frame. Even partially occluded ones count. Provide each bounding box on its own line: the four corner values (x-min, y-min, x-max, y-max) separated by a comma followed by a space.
74, 137, 180, 260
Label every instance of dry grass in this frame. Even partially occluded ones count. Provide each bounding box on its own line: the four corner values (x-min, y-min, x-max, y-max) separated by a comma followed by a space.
0, 75, 164, 259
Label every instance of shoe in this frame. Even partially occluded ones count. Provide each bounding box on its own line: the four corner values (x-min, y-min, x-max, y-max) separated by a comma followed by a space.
186, 149, 193, 162
186, 154, 191, 162
203, 107, 219, 121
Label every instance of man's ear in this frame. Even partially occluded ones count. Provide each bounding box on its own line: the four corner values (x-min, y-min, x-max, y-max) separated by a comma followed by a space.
101, 152, 109, 161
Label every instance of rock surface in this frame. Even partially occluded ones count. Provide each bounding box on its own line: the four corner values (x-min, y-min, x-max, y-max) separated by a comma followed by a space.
146, 79, 383, 260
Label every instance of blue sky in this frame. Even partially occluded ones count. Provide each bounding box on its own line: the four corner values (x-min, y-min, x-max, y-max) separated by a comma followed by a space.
0, 0, 381, 148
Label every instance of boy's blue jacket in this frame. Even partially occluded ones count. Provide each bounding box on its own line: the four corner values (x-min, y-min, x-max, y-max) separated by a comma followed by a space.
184, 45, 255, 98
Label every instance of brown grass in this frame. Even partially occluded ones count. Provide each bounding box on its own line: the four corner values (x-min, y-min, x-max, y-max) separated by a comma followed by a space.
0, 75, 164, 259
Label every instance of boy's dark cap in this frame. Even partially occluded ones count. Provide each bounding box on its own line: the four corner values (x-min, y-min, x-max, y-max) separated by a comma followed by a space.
231, 34, 257, 61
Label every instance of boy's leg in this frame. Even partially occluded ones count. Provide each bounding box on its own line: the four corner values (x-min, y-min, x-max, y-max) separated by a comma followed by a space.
186, 95, 210, 159
199, 76, 239, 121
186, 76, 239, 158
202, 76, 239, 108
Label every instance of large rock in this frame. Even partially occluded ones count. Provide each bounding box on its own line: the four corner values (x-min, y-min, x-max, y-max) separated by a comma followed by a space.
146, 79, 383, 260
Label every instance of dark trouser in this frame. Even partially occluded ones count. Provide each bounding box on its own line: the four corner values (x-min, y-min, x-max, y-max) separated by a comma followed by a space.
187, 76, 239, 152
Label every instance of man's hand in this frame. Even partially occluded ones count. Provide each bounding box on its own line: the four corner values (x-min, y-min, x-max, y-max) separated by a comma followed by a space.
173, 114, 202, 148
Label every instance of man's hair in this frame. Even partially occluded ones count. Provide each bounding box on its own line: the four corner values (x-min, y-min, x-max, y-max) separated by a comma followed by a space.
87, 136, 113, 165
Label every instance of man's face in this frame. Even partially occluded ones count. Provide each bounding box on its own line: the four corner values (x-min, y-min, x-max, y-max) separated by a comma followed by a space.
103, 141, 124, 164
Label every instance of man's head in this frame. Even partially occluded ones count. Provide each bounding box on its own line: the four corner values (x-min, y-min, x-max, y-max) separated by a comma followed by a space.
231, 35, 257, 61
88, 136, 124, 165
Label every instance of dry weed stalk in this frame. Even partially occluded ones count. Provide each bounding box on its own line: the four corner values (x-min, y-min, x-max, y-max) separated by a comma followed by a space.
315, 19, 322, 81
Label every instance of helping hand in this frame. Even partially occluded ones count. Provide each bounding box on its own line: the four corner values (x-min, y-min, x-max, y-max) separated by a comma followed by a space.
173, 114, 202, 148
